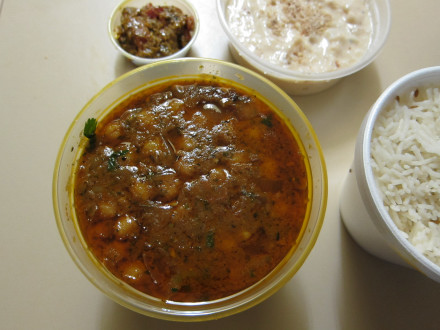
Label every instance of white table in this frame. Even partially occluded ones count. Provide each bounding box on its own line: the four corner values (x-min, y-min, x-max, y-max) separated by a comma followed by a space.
1, 0, 440, 329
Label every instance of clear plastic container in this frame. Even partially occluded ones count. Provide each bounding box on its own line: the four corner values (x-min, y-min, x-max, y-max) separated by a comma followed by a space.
53, 58, 327, 321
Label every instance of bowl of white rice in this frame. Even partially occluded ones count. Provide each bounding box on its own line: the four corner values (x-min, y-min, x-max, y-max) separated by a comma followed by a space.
340, 66, 440, 282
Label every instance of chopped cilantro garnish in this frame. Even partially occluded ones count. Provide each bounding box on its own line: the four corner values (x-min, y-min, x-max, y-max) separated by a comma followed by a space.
84, 118, 97, 138
201, 199, 210, 210
206, 231, 215, 248
108, 150, 129, 171
242, 190, 257, 200
261, 115, 273, 128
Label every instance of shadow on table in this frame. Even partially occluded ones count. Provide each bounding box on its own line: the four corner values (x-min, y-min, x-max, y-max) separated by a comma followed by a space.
338, 220, 440, 330
113, 55, 137, 78
99, 277, 309, 330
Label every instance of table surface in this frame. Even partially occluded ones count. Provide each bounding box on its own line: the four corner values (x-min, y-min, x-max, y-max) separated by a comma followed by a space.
1, 0, 440, 329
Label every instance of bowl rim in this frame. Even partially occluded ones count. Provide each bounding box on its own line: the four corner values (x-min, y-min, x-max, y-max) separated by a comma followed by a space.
108, 0, 200, 64
216, 0, 392, 81
52, 57, 328, 321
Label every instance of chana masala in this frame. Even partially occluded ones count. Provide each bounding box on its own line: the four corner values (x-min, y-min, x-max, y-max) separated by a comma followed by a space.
116, 3, 195, 58
74, 78, 310, 302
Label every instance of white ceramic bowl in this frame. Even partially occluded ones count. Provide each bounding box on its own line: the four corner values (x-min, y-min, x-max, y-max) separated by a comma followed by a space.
340, 66, 440, 283
53, 58, 327, 321
217, 0, 391, 95
109, 0, 199, 66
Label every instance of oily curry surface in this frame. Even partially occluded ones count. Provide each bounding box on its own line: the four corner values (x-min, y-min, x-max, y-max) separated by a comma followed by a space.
74, 78, 309, 302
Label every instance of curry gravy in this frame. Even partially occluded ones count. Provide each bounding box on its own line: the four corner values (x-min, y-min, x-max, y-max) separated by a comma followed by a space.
74, 78, 310, 302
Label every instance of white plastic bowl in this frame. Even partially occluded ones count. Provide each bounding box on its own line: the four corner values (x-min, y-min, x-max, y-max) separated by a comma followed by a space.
109, 0, 199, 66
340, 66, 440, 283
217, 0, 391, 95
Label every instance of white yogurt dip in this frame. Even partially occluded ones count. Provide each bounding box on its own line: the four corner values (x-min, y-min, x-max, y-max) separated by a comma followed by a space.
226, 0, 373, 74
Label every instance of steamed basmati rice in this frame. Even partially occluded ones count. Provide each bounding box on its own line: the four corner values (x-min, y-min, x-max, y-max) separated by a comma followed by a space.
371, 86, 440, 266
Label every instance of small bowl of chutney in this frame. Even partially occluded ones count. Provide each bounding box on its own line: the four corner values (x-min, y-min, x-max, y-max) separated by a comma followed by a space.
109, 0, 199, 65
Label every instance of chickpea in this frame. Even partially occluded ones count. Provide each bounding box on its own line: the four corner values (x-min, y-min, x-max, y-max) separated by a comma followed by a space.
98, 201, 117, 219
244, 125, 263, 141
87, 221, 113, 241
241, 230, 252, 240
176, 158, 196, 177
103, 241, 126, 265
141, 136, 163, 156
168, 247, 177, 258
130, 179, 155, 201
173, 133, 196, 152
158, 174, 181, 202
117, 196, 130, 209
103, 120, 123, 143
209, 167, 228, 182
260, 158, 279, 180
236, 104, 258, 120
218, 236, 237, 251
191, 111, 207, 126
271, 199, 291, 218
137, 111, 156, 128
229, 151, 248, 164
114, 215, 139, 239
180, 134, 197, 151
212, 121, 235, 145
165, 98, 184, 114
141, 136, 175, 165
122, 260, 147, 282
